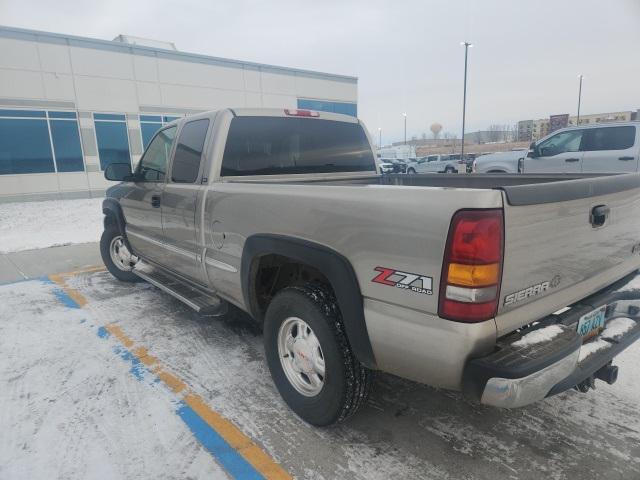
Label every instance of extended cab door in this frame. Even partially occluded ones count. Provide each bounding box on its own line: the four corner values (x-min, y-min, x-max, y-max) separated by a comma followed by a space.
161, 118, 211, 284
524, 129, 584, 173
580, 125, 638, 173
121, 125, 177, 262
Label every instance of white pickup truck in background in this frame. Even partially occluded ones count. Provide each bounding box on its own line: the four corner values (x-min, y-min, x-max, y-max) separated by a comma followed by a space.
474, 122, 640, 174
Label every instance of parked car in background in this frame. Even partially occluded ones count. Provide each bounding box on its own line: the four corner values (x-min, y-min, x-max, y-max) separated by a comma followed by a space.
521, 122, 639, 173
473, 150, 528, 173
378, 159, 394, 174
381, 157, 408, 173
406, 154, 462, 174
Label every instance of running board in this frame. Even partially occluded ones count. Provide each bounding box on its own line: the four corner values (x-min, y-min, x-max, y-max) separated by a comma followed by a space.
133, 263, 228, 316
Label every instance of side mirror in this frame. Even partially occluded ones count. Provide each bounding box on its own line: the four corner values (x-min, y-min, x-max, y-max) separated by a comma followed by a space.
528, 141, 539, 158
104, 162, 134, 181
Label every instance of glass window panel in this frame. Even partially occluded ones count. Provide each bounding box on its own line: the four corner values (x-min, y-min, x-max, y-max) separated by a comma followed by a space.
0, 118, 55, 174
48, 111, 77, 119
95, 121, 131, 170
137, 126, 177, 182
94, 113, 126, 121
140, 115, 162, 122
141, 122, 162, 150
171, 119, 209, 183
584, 126, 636, 151
221, 117, 375, 176
0, 109, 46, 118
50, 120, 84, 172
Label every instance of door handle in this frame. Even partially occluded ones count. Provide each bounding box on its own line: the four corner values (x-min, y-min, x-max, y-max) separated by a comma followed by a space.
151, 195, 161, 208
618, 156, 635, 161
565, 158, 580, 162
590, 204, 610, 228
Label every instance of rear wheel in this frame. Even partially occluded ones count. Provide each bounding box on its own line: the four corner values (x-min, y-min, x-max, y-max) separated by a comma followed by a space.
444, 166, 456, 173
407, 168, 416, 175
100, 224, 140, 282
264, 283, 373, 426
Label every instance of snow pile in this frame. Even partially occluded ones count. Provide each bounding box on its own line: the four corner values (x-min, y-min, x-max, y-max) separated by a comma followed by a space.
601, 317, 636, 340
0, 198, 103, 253
578, 339, 610, 362
512, 324, 564, 348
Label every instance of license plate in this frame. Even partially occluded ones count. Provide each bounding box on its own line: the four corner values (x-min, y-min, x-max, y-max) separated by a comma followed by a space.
576, 305, 607, 339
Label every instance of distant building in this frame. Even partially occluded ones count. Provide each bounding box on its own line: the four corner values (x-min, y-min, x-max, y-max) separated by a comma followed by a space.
517, 120, 534, 142
521, 110, 637, 141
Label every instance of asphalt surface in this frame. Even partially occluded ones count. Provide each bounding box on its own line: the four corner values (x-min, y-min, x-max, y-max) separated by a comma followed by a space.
2, 243, 640, 479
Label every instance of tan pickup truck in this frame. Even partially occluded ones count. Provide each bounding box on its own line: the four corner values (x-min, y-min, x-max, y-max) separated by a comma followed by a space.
101, 108, 640, 425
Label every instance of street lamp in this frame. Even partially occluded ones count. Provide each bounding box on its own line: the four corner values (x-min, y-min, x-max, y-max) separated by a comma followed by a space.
378, 127, 382, 148
403, 113, 407, 145
460, 41, 473, 161
577, 74, 584, 125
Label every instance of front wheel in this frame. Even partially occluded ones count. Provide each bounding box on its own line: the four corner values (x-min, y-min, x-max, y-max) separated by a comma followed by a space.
264, 284, 373, 426
407, 168, 416, 175
100, 225, 140, 282
444, 166, 456, 173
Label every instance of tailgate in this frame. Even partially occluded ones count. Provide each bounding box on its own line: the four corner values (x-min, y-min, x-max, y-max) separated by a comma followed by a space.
495, 174, 640, 336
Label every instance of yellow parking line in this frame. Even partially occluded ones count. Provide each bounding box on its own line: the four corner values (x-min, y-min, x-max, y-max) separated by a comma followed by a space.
48, 270, 292, 480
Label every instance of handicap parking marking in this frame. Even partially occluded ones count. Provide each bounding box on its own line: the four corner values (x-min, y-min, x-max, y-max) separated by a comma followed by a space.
47, 269, 292, 480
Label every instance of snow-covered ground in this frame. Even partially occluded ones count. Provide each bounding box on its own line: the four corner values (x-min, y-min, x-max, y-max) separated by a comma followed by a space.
0, 198, 103, 253
2, 270, 640, 480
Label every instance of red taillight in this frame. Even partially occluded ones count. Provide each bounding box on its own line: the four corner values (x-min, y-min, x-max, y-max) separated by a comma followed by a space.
439, 209, 504, 322
284, 109, 320, 117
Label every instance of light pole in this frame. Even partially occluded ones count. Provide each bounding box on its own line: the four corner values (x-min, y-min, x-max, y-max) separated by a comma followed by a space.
378, 127, 382, 148
577, 74, 583, 125
403, 113, 407, 145
460, 41, 473, 161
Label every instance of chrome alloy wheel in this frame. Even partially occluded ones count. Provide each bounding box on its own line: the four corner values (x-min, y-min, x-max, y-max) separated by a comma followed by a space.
109, 236, 137, 272
277, 317, 326, 397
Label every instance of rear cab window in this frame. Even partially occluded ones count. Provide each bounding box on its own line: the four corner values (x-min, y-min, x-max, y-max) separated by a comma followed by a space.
221, 117, 375, 176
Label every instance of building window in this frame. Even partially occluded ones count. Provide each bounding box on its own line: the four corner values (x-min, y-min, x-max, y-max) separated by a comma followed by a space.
0, 110, 54, 175
297, 99, 358, 117
49, 111, 84, 172
94, 113, 131, 170
140, 114, 184, 150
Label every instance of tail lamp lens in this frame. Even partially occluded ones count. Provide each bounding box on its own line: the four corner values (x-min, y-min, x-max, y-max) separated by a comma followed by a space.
439, 209, 504, 322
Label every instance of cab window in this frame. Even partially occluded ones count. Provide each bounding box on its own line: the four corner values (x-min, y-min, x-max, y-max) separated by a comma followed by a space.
582, 126, 635, 151
137, 126, 176, 182
538, 130, 583, 157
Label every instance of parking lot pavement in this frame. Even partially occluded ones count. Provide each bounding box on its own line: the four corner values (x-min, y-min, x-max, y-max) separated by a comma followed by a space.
0, 242, 101, 283
2, 268, 640, 479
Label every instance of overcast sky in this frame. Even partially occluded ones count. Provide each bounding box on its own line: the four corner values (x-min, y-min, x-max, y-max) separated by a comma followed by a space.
1, 0, 639, 143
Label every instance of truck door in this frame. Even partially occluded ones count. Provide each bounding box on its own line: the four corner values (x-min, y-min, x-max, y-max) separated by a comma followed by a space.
121, 125, 177, 262
580, 125, 638, 173
161, 118, 210, 284
524, 129, 584, 173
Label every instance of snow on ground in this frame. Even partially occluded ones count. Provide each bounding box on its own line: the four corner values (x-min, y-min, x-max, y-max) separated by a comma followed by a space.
0, 198, 103, 253
0, 279, 229, 480
3, 270, 640, 479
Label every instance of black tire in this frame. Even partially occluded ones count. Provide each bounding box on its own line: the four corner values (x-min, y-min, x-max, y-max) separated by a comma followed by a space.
100, 225, 140, 282
444, 166, 456, 173
264, 283, 373, 426
407, 168, 416, 175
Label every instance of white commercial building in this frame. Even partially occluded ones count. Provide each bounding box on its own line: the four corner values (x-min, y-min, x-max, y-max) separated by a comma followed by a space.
0, 25, 358, 202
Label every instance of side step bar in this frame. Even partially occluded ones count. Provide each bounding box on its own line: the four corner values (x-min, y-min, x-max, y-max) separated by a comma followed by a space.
133, 262, 228, 316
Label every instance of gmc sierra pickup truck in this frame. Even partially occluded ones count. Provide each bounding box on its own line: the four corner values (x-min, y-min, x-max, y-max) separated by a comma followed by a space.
101, 108, 640, 426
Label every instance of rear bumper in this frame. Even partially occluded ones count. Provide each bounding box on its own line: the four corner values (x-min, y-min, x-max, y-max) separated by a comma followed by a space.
463, 270, 640, 408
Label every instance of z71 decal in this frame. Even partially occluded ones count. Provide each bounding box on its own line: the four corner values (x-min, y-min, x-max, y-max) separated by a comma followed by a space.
372, 266, 433, 295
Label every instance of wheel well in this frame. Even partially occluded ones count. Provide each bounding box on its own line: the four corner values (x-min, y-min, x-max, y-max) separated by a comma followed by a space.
250, 254, 333, 319
487, 169, 507, 173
